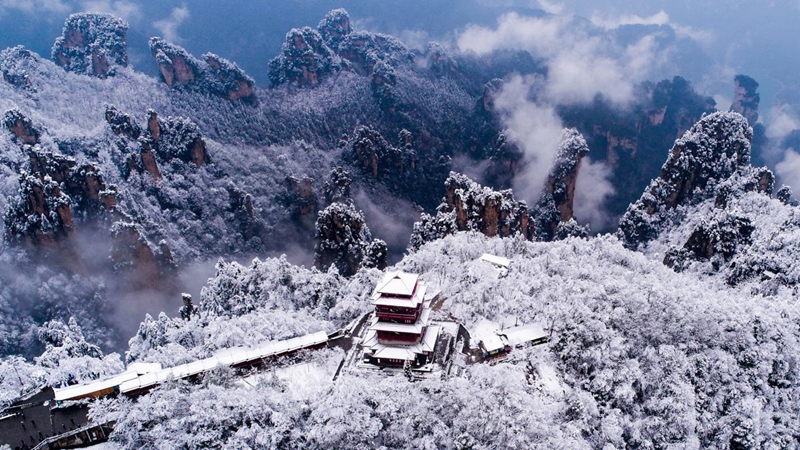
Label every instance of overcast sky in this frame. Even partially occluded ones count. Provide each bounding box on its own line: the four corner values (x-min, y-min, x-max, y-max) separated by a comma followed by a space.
0, 0, 796, 119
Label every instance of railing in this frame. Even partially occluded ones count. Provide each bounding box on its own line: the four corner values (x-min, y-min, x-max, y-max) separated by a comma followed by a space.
32, 421, 114, 450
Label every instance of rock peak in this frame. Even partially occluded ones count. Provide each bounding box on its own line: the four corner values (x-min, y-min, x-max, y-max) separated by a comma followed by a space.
52, 13, 128, 78
317, 8, 352, 47
533, 128, 590, 241
408, 172, 533, 251
618, 111, 755, 248
730, 74, 760, 125
149, 38, 255, 102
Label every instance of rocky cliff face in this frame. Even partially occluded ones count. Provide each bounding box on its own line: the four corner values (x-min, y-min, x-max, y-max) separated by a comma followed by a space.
226, 184, 262, 244
2, 110, 177, 284
269, 9, 412, 87
663, 212, 755, 272
409, 172, 533, 251
106, 107, 209, 182
730, 75, 760, 126
323, 166, 352, 205
533, 129, 590, 241
268, 26, 343, 87
317, 8, 351, 48
313, 201, 386, 276
0, 46, 39, 91
2, 108, 40, 145
425, 42, 458, 77
3, 171, 74, 251
558, 76, 717, 224
345, 125, 413, 180
51, 13, 128, 78
146, 111, 209, 167
149, 38, 255, 102
282, 175, 318, 232
618, 112, 757, 249
104, 105, 141, 140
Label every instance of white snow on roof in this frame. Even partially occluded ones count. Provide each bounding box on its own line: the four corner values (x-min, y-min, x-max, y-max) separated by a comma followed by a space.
371, 346, 417, 361
419, 325, 440, 353
473, 319, 505, 353
480, 333, 505, 353
127, 362, 162, 375
54, 371, 139, 402
119, 331, 328, 395
499, 324, 547, 346
364, 325, 440, 361
373, 283, 427, 307
372, 271, 419, 297
55, 361, 166, 401
479, 253, 511, 268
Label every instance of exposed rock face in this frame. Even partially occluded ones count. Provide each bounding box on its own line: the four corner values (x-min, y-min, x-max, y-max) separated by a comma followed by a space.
106, 107, 209, 180
338, 30, 412, 76
425, 42, 458, 76
227, 184, 263, 243
409, 172, 533, 251
269, 9, 412, 87
282, 175, 318, 231
3, 171, 74, 249
149, 38, 255, 102
559, 76, 717, 223
0, 110, 178, 284
2, 108, 40, 145
137, 139, 162, 179
730, 75, 760, 125
0, 46, 39, 91
323, 166, 352, 205
618, 111, 767, 249
268, 26, 343, 87
481, 78, 505, 113
104, 105, 140, 139
109, 221, 174, 287
313, 201, 386, 276
470, 78, 525, 189
664, 213, 755, 272
317, 8, 351, 48
533, 129, 590, 241
776, 185, 796, 206
28, 151, 115, 217
143, 111, 209, 167
202, 53, 255, 101
345, 125, 413, 180
51, 13, 128, 78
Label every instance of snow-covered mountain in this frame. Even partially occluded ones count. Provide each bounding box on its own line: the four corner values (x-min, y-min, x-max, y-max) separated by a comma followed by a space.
1, 7, 800, 450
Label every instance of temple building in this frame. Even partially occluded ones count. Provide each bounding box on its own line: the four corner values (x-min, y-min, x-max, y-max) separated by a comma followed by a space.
362, 271, 440, 368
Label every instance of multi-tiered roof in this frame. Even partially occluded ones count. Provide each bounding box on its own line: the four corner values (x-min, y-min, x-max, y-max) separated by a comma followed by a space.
362, 271, 439, 367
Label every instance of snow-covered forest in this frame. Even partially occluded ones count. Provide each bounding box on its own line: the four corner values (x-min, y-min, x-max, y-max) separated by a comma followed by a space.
1, 5, 800, 450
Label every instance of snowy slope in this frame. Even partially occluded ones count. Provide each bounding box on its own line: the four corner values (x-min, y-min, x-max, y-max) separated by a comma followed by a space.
66, 232, 800, 449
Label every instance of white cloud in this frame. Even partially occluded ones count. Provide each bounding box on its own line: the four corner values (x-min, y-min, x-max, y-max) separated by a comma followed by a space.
574, 157, 616, 231
492, 75, 564, 202
398, 29, 430, 51
589, 10, 670, 29
776, 149, 800, 192
536, 0, 564, 15
590, 9, 712, 44
457, 12, 565, 57
80, 0, 141, 22
766, 104, 800, 142
0, 0, 70, 16
713, 94, 732, 111
457, 12, 667, 105
153, 5, 189, 43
